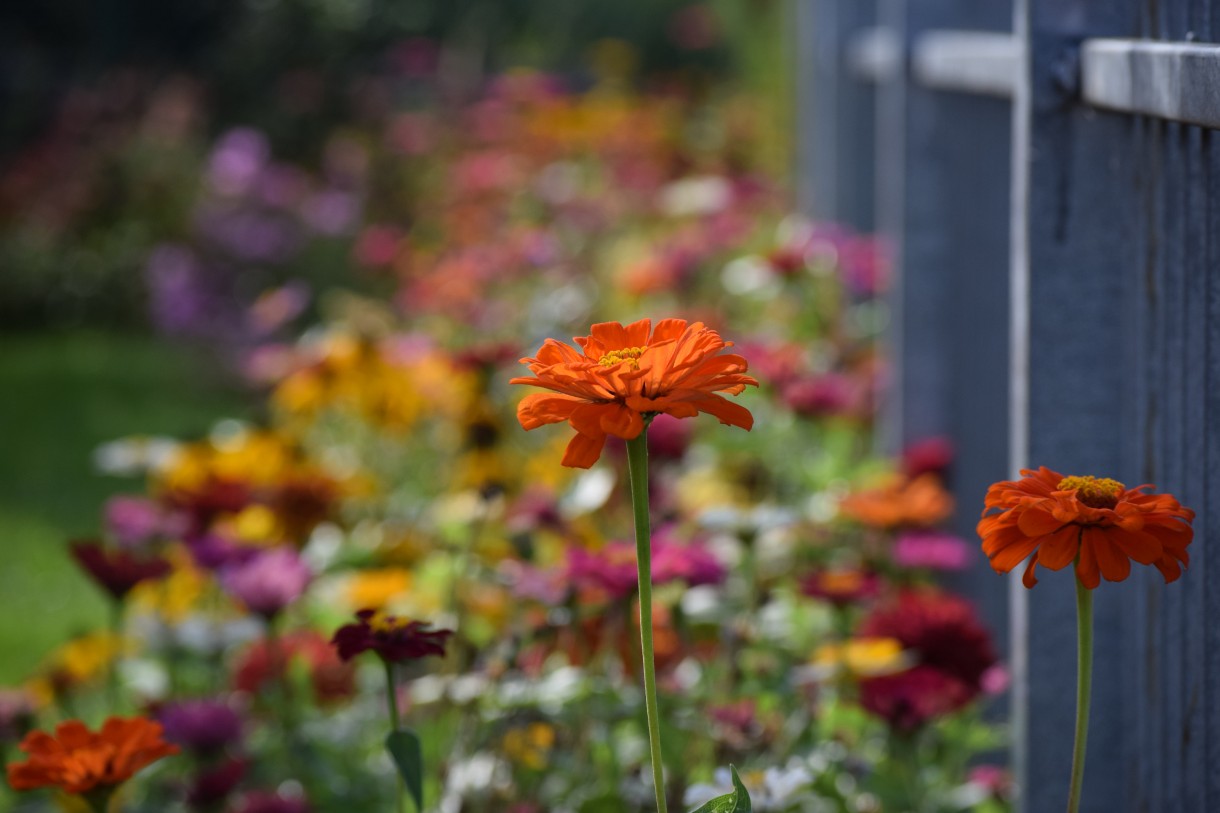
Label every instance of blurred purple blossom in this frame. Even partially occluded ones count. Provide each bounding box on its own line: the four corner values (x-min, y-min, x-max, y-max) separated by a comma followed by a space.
207, 128, 270, 197
159, 697, 243, 753
300, 189, 360, 236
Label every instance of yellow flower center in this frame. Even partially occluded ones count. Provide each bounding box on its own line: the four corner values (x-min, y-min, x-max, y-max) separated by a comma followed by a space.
1058, 475, 1124, 509
598, 346, 646, 369
368, 611, 412, 634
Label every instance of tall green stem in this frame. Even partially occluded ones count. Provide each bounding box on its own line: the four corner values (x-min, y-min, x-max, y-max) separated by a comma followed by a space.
107, 600, 123, 713
384, 661, 407, 813
1067, 577, 1094, 813
626, 430, 668, 813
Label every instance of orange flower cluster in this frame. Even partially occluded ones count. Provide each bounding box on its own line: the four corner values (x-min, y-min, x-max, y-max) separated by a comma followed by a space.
978, 467, 1195, 589
7, 716, 178, 796
512, 318, 757, 468
839, 473, 954, 529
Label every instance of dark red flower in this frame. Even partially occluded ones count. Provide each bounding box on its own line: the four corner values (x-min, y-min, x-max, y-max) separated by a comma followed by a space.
232, 631, 355, 705
330, 610, 452, 664
70, 540, 172, 601
185, 757, 246, 808
856, 590, 997, 730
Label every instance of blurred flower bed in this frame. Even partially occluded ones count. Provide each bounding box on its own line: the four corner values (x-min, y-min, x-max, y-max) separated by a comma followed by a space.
3, 62, 1009, 813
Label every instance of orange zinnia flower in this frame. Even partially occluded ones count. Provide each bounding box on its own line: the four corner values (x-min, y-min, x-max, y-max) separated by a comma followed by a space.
511, 318, 757, 468
7, 716, 179, 796
839, 473, 954, 529
977, 467, 1195, 589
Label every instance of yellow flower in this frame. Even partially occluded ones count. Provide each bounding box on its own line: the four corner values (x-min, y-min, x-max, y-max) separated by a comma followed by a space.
502, 722, 556, 770
128, 548, 207, 622
811, 637, 913, 680
345, 568, 412, 611
50, 633, 126, 685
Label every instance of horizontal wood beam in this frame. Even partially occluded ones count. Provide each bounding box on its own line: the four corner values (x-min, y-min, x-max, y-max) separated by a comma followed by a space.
913, 30, 1019, 98
1082, 38, 1220, 130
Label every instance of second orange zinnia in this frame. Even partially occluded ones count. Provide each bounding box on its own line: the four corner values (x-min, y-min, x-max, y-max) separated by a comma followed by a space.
511, 318, 757, 467
977, 466, 1195, 589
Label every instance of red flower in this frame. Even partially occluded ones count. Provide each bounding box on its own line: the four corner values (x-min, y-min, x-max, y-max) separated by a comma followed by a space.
232, 631, 355, 705
6, 716, 179, 795
977, 467, 1195, 588
70, 540, 172, 601
330, 610, 452, 664
857, 590, 997, 730
511, 318, 756, 468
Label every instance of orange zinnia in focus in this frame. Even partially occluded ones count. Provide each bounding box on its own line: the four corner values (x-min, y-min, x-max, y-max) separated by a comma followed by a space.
511, 318, 757, 468
978, 467, 1195, 589
7, 716, 179, 796
839, 473, 954, 529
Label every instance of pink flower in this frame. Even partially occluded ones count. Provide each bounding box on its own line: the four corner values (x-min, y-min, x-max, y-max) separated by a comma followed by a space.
651, 534, 726, 587
221, 548, 311, 619
104, 496, 186, 548
893, 531, 972, 572
566, 544, 639, 600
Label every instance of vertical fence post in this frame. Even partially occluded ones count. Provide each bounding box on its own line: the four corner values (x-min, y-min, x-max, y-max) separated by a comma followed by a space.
876, 0, 1014, 652
799, 0, 876, 229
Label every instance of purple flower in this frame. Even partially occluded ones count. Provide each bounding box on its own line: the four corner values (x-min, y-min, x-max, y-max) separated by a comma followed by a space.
159, 698, 243, 754
566, 544, 638, 600
145, 244, 225, 335
893, 531, 972, 572
221, 547, 311, 619
300, 190, 360, 236
208, 128, 270, 197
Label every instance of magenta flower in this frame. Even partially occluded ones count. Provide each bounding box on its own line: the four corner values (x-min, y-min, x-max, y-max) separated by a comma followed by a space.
651, 536, 726, 587
565, 544, 639, 600
104, 496, 185, 549
893, 531, 972, 572
220, 548, 311, 619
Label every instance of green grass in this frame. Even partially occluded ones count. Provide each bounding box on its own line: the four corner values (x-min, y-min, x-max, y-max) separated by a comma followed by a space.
0, 331, 251, 683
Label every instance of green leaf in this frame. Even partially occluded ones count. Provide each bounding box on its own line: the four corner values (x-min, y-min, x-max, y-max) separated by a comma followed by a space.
385, 728, 424, 813
688, 765, 753, 813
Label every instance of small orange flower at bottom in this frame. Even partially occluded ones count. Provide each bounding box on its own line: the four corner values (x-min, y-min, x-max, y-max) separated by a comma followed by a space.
977, 467, 1195, 589
511, 318, 757, 468
7, 716, 179, 797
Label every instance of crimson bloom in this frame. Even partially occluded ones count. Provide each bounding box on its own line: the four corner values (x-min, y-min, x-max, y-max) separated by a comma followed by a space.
511, 318, 757, 468
330, 610, 453, 664
70, 540, 172, 601
857, 590, 997, 731
6, 716, 179, 796
977, 467, 1195, 589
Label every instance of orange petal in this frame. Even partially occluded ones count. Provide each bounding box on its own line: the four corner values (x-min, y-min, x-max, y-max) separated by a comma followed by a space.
516, 392, 585, 430
1084, 527, 1130, 583
1105, 525, 1162, 566
561, 432, 605, 469
1022, 551, 1041, 588
1017, 508, 1065, 536
692, 393, 754, 430
1036, 524, 1080, 570
987, 533, 1041, 572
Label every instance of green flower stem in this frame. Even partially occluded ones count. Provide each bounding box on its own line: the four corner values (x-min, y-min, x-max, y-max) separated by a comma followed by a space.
108, 599, 123, 713
625, 429, 668, 813
1067, 577, 1094, 813
384, 660, 408, 813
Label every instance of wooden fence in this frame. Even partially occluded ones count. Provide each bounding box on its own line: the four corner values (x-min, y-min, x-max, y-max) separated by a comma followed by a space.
799, 1, 1220, 810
